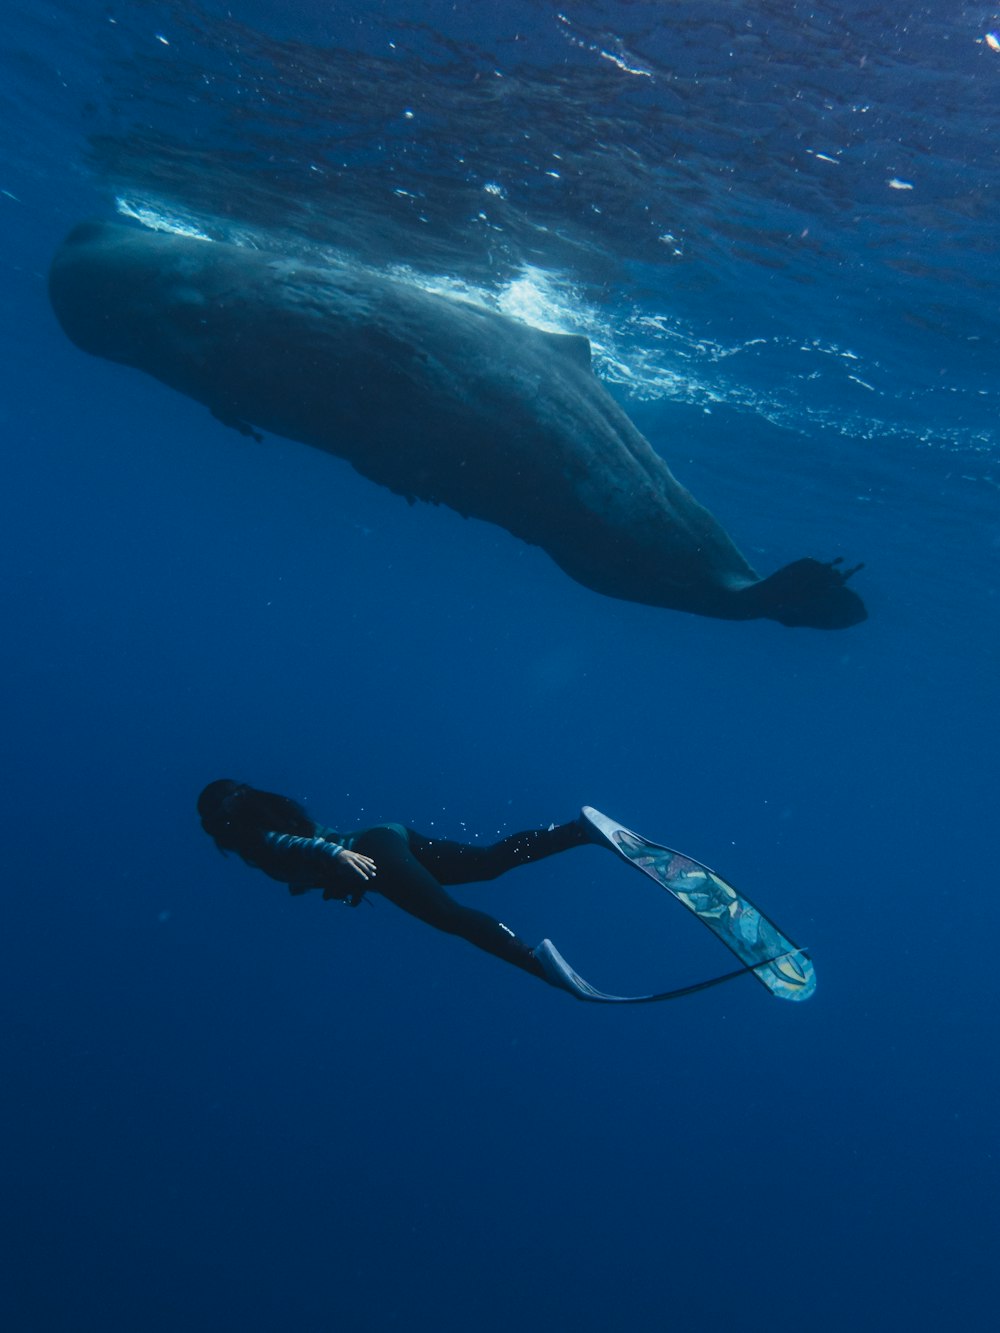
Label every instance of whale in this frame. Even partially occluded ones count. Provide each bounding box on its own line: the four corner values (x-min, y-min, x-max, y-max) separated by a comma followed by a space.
49, 221, 865, 628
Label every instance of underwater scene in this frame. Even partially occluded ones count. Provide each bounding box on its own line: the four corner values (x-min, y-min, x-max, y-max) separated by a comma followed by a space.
3, 2, 998, 1329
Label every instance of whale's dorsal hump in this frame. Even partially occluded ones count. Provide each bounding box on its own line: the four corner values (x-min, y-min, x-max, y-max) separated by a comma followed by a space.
542, 330, 592, 371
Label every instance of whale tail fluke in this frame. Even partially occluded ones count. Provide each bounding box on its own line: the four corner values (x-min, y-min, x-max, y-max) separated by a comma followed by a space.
739, 557, 867, 629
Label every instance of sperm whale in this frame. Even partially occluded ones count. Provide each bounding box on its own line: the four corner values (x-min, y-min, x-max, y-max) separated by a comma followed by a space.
49, 221, 865, 628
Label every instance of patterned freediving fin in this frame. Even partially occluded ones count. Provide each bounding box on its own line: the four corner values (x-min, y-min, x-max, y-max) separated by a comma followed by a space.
532, 938, 795, 1005
579, 807, 816, 1001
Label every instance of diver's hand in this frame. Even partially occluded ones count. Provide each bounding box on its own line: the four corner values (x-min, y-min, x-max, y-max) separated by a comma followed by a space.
337, 849, 377, 881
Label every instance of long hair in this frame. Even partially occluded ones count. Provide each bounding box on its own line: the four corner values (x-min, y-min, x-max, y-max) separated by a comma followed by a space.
197, 779, 317, 858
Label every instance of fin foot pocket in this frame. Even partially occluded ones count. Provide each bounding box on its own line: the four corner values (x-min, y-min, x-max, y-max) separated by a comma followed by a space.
533, 939, 648, 1003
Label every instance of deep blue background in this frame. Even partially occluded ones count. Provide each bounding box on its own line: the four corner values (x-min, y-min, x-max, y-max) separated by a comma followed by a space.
3, 3, 998, 1331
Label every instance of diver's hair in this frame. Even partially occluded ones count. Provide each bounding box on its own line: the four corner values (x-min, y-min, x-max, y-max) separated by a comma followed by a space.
197, 779, 316, 856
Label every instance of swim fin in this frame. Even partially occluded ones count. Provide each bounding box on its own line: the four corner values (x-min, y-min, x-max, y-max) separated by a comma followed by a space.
532, 938, 800, 1005
579, 806, 815, 1001
533, 938, 644, 1002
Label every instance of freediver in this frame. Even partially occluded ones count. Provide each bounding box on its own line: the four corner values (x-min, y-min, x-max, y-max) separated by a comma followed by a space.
198, 778, 601, 998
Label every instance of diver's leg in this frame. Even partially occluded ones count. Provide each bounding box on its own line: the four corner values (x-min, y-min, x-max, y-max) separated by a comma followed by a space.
353, 826, 546, 980
406, 820, 588, 886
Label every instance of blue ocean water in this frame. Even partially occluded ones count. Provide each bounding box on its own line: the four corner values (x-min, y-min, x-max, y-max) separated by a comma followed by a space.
3, 1, 998, 1329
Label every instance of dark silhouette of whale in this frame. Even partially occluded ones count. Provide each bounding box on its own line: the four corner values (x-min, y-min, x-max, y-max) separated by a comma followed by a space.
49, 221, 865, 628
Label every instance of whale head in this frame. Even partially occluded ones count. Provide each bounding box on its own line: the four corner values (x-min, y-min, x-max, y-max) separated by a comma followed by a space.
49, 221, 215, 370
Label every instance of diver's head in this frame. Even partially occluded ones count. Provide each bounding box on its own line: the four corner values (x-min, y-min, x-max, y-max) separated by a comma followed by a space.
197, 779, 249, 847
197, 779, 315, 853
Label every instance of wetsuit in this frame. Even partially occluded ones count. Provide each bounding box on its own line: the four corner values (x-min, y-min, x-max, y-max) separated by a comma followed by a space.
252, 820, 589, 979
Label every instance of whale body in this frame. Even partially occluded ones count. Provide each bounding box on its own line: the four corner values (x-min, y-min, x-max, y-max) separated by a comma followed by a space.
49, 221, 865, 628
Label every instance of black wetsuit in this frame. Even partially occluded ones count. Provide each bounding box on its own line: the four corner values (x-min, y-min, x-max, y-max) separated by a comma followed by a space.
253, 820, 588, 979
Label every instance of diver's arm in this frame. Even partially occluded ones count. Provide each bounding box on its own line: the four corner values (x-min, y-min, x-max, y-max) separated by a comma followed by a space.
262, 832, 377, 882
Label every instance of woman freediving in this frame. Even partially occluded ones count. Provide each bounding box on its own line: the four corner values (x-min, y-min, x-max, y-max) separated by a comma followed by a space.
197, 779, 603, 997
197, 780, 815, 1003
